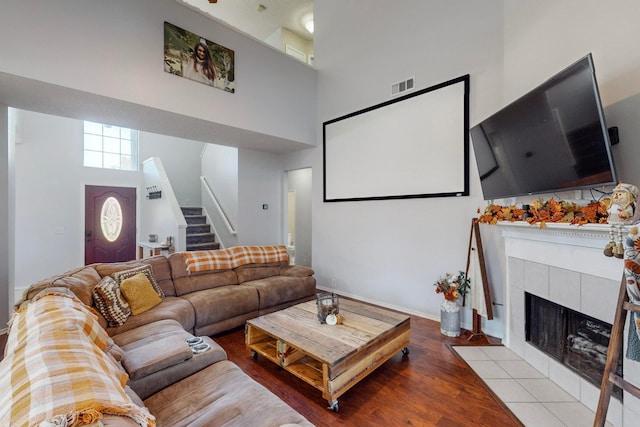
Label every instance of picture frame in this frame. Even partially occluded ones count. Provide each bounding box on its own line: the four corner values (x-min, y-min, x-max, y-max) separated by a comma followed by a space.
164, 21, 235, 93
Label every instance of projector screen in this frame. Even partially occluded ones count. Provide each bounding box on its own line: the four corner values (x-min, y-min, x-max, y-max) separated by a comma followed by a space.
323, 74, 469, 202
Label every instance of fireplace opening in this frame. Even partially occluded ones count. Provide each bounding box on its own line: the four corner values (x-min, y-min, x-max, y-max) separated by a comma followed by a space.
525, 292, 622, 400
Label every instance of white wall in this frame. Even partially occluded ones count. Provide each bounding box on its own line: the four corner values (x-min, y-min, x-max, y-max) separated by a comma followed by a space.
485, 0, 640, 341
265, 28, 314, 65
12, 110, 203, 295
201, 144, 239, 224
6, 0, 639, 342
0, 106, 11, 327
502, 0, 640, 190
0, 0, 317, 148
141, 157, 187, 252
503, 0, 640, 108
312, 1, 505, 327
13, 110, 139, 291
0, 0, 317, 323
237, 149, 283, 245
307, 0, 640, 338
201, 143, 239, 248
139, 134, 204, 207
287, 168, 312, 267
606, 93, 640, 188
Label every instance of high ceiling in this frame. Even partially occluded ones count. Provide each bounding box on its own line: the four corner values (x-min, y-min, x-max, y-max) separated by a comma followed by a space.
180, 0, 314, 42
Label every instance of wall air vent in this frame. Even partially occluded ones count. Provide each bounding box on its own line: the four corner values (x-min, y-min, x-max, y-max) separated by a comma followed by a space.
391, 77, 415, 96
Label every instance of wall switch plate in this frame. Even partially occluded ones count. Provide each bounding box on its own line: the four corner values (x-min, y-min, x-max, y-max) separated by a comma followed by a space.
55, 226, 65, 234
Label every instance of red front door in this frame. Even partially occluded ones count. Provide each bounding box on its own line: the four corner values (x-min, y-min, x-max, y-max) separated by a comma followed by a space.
85, 185, 136, 264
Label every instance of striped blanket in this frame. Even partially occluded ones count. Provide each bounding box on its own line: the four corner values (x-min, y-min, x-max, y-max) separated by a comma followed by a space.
182, 245, 289, 274
0, 291, 155, 427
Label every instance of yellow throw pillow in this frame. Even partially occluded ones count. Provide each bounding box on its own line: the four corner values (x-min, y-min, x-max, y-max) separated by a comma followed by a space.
119, 273, 162, 315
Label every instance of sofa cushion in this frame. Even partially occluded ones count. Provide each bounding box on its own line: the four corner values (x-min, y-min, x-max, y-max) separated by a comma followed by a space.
19, 265, 102, 308
175, 269, 239, 296
106, 296, 196, 336
144, 360, 313, 427
94, 256, 177, 297
112, 319, 187, 347
280, 265, 315, 277
120, 332, 192, 380
180, 285, 260, 329
120, 273, 163, 315
93, 276, 132, 327
114, 320, 195, 383
169, 252, 239, 295
112, 320, 227, 399
112, 265, 165, 298
128, 335, 227, 400
235, 263, 287, 284
242, 276, 316, 308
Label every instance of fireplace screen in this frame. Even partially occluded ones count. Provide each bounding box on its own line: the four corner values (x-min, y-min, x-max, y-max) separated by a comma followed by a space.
526, 294, 563, 360
525, 292, 622, 399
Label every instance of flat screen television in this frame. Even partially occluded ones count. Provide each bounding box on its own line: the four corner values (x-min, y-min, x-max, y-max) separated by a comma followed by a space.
470, 53, 617, 200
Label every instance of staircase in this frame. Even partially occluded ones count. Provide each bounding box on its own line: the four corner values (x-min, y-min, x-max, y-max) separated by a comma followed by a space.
181, 207, 221, 251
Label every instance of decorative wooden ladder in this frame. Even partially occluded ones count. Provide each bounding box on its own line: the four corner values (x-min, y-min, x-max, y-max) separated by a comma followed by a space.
594, 275, 640, 426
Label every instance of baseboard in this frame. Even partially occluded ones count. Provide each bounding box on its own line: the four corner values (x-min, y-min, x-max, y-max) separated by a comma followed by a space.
0, 328, 7, 335
316, 286, 442, 323
315, 286, 476, 331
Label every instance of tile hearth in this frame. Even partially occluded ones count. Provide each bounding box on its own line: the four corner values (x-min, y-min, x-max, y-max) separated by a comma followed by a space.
453, 346, 613, 427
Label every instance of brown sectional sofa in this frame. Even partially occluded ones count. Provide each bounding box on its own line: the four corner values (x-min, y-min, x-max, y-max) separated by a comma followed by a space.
2, 246, 316, 426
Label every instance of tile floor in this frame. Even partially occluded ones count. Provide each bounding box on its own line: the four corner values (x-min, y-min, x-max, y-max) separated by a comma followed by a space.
453, 346, 613, 427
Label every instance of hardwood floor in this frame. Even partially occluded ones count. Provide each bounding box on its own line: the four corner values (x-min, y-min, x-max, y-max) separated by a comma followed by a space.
214, 315, 524, 427
0, 316, 523, 426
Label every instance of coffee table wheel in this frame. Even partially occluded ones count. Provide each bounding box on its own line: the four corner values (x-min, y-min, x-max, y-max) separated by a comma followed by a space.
402, 346, 409, 356
327, 400, 339, 412
251, 350, 258, 360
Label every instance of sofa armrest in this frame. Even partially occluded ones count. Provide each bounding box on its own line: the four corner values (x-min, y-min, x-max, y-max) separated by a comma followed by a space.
121, 334, 193, 381
280, 265, 314, 277
113, 320, 228, 399
128, 336, 227, 399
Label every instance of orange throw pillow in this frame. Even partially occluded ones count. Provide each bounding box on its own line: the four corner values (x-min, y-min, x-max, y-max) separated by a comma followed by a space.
120, 273, 162, 315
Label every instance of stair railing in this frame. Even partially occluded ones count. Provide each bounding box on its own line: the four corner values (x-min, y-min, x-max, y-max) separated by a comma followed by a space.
201, 176, 237, 236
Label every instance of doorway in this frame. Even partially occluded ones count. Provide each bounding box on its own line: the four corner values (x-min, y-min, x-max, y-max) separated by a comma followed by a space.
85, 185, 136, 264
286, 168, 312, 266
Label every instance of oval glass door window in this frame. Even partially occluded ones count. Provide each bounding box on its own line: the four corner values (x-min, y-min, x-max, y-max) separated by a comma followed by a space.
100, 196, 123, 242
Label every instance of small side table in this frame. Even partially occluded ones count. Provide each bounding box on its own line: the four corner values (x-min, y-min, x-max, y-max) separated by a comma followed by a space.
137, 242, 174, 259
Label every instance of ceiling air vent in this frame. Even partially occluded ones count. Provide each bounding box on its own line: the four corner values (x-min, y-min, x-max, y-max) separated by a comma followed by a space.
391, 77, 415, 96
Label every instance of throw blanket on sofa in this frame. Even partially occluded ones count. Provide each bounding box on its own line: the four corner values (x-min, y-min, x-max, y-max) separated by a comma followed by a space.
182, 245, 289, 274
0, 291, 155, 427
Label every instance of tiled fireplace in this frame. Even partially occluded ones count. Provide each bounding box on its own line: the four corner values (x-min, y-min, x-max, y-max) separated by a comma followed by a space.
525, 292, 623, 399
499, 221, 640, 425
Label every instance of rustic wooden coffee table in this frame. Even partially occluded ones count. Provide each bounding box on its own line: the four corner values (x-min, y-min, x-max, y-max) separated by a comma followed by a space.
245, 299, 410, 412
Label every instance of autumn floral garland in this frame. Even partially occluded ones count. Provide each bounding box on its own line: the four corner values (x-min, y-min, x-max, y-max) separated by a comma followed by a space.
477, 198, 610, 227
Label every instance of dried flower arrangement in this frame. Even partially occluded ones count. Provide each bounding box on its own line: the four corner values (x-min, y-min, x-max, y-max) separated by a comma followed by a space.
434, 271, 471, 302
477, 198, 610, 227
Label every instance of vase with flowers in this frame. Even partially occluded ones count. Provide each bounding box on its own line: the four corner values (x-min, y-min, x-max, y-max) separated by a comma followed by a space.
434, 271, 471, 337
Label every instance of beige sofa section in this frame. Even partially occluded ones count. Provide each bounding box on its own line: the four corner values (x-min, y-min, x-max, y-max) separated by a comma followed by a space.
5, 245, 316, 426
167, 253, 316, 335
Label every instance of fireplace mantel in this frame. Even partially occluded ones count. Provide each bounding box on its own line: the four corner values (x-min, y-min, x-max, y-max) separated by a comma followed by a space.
497, 221, 623, 281
498, 221, 612, 246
